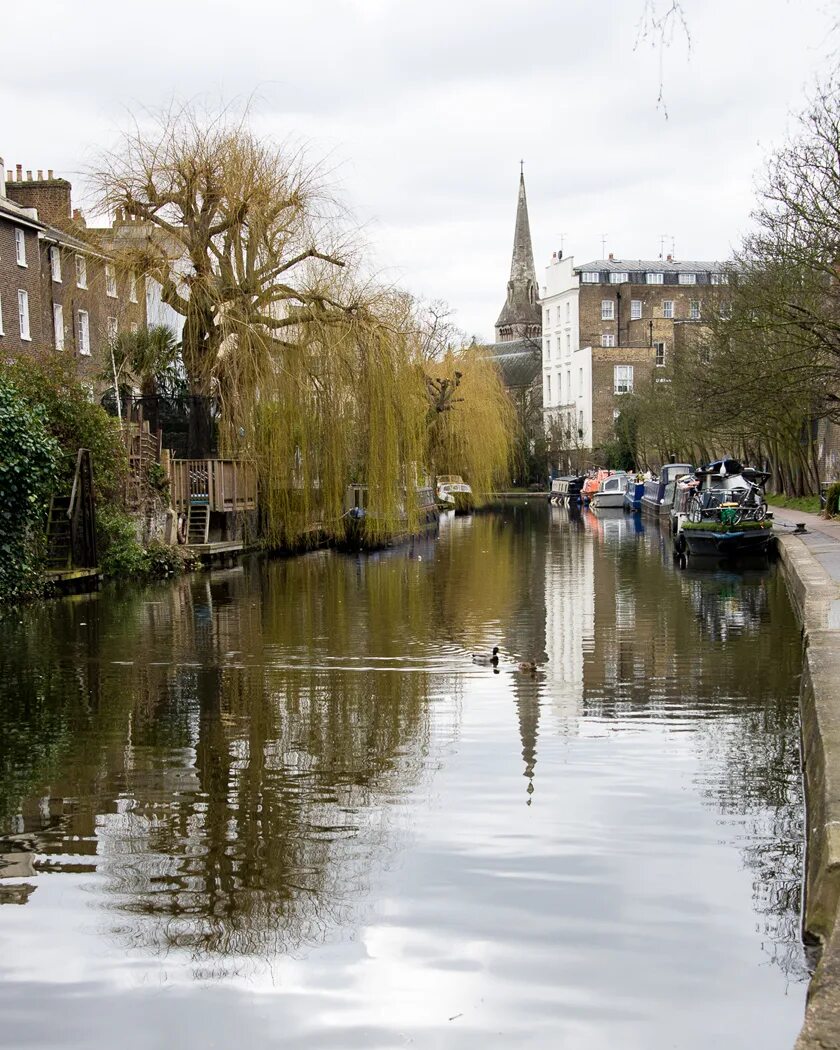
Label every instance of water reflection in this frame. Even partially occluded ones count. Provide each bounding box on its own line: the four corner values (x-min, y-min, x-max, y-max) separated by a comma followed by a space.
0, 504, 808, 1049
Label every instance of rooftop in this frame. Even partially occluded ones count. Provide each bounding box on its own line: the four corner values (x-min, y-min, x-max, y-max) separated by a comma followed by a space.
575, 258, 729, 274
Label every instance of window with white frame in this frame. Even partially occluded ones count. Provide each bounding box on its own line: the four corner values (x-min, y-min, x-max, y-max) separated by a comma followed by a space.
15, 229, 26, 267
578, 367, 583, 396
631, 299, 642, 320
54, 304, 65, 350
601, 299, 614, 320
609, 271, 629, 284
105, 262, 117, 298
654, 341, 666, 367
75, 255, 87, 288
545, 307, 551, 327
678, 272, 696, 285
107, 316, 118, 341
50, 245, 62, 282
18, 290, 30, 340
566, 370, 571, 400
711, 272, 728, 285
0, 293, 4, 335
662, 299, 674, 319
565, 301, 571, 322
546, 374, 552, 404
578, 410, 583, 434
647, 272, 664, 284
581, 271, 600, 283
130, 321, 139, 334
77, 310, 90, 355
614, 364, 634, 394
129, 271, 138, 303
689, 299, 701, 320
601, 333, 616, 347
566, 332, 571, 353
544, 338, 551, 361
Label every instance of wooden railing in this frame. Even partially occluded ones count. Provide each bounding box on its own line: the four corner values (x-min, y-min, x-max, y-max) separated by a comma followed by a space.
171, 459, 258, 513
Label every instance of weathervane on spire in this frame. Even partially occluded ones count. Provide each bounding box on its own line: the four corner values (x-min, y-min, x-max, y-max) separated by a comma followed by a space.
520, 159, 524, 175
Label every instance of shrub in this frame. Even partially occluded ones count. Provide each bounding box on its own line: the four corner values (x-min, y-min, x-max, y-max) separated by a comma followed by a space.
0, 379, 60, 600
97, 505, 145, 578
825, 482, 840, 518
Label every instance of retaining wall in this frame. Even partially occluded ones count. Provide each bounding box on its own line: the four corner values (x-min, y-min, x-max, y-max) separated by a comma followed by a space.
777, 534, 840, 1048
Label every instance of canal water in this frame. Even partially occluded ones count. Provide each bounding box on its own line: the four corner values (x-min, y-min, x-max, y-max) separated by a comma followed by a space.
0, 504, 807, 1049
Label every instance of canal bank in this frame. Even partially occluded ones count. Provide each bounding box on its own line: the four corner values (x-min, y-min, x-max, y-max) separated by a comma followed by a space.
774, 508, 840, 1049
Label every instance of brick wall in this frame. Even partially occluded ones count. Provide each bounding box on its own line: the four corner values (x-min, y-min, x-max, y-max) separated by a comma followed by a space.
578, 282, 717, 353
5, 173, 71, 228
591, 344, 657, 449
40, 240, 146, 382
0, 215, 44, 353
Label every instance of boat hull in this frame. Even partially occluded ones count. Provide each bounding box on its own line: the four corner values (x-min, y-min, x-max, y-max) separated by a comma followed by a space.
590, 491, 627, 509
683, 528, 774, 558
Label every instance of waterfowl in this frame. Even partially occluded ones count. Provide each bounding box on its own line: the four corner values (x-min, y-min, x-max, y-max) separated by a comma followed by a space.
517, 660, 538, 674
473, 646, 500, 666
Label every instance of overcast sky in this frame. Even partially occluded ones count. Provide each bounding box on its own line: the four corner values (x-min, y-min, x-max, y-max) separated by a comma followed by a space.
1, 0, 837, 338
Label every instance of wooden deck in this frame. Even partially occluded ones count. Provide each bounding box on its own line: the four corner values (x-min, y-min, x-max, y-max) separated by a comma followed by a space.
45, 566, 102, 592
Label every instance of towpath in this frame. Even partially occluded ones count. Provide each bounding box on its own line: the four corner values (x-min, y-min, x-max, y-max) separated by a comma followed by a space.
773, 506, 840, 585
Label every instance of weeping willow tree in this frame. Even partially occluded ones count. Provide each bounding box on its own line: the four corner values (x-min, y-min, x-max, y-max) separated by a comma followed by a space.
95, 103, 437, 545
423, 344, 515, 501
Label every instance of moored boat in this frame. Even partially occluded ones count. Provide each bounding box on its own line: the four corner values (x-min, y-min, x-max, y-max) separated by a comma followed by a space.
590, 473, 630, 509
681, 522, 774, 557
549, 475, 585, 504
436, 475, 474, 513
623, 480, 645, 512
342, 484, 439, 550
640, 463, 694, 516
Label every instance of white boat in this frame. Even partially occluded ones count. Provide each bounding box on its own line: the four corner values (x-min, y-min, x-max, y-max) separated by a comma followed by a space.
436, 475, 473, 508
589, 473, 630, 509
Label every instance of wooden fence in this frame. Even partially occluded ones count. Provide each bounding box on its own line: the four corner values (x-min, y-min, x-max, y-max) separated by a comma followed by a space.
171, 459, 258, 513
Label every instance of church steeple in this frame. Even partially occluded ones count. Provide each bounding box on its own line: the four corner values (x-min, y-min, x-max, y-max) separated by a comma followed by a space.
495, 168, 542, 343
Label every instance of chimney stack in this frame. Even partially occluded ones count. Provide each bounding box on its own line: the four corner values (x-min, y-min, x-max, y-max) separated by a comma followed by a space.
15, 164, 22, 181
37, 169, 43, 180
47, 169, 54, 180
608, 252, 614, 261
666, 253, 673, 262
26, 170, 32, 181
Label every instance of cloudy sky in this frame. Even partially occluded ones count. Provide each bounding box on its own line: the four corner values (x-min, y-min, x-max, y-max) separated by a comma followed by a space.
1, 0, 836, 337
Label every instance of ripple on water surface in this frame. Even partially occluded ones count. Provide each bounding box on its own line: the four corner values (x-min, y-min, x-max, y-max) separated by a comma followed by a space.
0, 505, 807, 1049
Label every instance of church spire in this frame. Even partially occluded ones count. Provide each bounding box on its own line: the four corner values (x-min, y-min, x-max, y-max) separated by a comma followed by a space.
495, 168, 542, 343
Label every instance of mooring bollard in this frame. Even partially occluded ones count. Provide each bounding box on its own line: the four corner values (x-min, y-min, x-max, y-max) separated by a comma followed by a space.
793, 522, 808, 534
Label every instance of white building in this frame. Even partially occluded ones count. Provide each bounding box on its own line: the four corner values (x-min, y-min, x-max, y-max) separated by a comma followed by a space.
540, 254, 592, 454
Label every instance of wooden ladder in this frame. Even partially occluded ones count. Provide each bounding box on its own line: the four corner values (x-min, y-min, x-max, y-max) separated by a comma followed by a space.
187, 503, 210, 545
45, 494, 73, 568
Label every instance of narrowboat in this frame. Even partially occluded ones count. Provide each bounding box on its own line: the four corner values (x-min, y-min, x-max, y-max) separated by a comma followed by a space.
342, 484, 439, 551
436, 475, 474, 513
640, 463, 694, 517
623, 480, 645, 512
681, 522, 774, 558
549, 475, 585, 504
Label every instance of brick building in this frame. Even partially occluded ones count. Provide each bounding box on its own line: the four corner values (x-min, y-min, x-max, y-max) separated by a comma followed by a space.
0, 160, 147, 385
541, 254, 729, 463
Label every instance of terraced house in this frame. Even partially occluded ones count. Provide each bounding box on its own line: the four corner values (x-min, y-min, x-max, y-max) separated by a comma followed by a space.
0, 160, 147, 387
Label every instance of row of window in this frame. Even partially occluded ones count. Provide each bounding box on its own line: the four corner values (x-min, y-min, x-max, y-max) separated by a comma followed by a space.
13, 226, 139, 301
545, 367, 586, 406
600, 298, 702, 321
581, 271, 727, 286
544, 301, 573, 327
544, 332, 574, 360
0, 289, 131, 354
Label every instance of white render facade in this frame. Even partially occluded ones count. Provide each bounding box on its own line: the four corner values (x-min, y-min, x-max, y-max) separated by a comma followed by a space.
540, 254, 592, 449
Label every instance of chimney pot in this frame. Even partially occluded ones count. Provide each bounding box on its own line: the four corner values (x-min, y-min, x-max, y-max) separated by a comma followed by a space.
667, 253, 673, 262
26, 170, 32, 181
37, 169, 43, 180
608, 252, 614, 261
6, 170, 12, 183
15, 164, 22, 180
47, 169, 54, 179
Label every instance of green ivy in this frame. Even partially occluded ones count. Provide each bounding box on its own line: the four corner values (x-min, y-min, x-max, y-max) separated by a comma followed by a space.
0, 379, 60, 600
